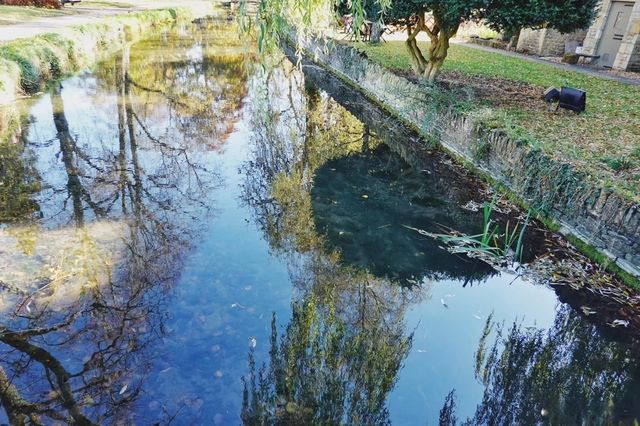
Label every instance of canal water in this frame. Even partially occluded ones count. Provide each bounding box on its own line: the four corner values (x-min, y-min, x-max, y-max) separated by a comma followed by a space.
1, 20, 639, 425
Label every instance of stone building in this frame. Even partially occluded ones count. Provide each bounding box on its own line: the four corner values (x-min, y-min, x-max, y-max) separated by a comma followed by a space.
582, 0, 640, 70
515, 0, 640, 71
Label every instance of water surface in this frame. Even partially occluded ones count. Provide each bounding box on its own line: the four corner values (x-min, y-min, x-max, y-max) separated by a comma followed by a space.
1, 21, 639, 425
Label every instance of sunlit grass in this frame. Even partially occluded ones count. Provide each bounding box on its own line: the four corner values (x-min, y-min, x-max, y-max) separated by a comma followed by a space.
352, 40, 640, 203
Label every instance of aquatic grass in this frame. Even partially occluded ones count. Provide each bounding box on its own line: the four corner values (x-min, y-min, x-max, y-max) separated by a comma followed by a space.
406, 197, 531, 266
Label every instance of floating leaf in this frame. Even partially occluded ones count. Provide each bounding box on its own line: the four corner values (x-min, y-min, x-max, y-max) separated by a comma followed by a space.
610, 319, 629, 328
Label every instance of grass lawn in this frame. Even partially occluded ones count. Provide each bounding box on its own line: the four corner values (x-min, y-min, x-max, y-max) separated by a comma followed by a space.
352, 40, 640, 203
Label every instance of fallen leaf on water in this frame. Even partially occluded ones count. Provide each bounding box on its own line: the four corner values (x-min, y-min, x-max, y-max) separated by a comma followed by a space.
610, 319, 629, 328
580, 306, 596, 316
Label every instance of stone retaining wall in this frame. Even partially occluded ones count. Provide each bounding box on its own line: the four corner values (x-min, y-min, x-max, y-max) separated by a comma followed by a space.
296, 36, 640, 278
516, 28, 587, 56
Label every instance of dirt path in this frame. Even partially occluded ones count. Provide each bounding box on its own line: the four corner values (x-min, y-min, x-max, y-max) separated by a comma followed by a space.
453, 41, 640, 86
0, 1, 213, 43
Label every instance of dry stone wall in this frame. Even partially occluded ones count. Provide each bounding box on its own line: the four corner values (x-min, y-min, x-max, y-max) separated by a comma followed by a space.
296, 36, 640, 277
516, 28, 587, 56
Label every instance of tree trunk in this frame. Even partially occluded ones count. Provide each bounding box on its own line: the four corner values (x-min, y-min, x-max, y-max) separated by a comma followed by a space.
370, 21, 383, 43
405, 25, 427, 74
424, 32, 451, 83
507, 32, 520, 51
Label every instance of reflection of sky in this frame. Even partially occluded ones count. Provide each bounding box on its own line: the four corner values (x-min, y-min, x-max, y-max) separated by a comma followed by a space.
134, 118, 294, 424
128, 70, 562, 423
390, 274, 558, 423
22, 75, 222, 229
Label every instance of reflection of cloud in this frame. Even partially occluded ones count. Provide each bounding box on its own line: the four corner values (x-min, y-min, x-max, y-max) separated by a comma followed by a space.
0, 221, 126, 312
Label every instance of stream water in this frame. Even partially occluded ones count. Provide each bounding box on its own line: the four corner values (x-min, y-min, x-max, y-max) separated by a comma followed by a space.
0, 20, 639, 425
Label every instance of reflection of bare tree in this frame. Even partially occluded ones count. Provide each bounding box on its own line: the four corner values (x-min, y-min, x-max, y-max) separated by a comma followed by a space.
102, 21, 249, 152
1, 24, 246, 423
52, 85, 107, 226
436, 306, 640, 425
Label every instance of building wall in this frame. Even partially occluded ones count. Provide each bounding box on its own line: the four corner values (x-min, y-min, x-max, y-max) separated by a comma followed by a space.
612, 1, 640, 70
583, 0, 640, 71
582, 0, 613, 55
516, 28, 587, 56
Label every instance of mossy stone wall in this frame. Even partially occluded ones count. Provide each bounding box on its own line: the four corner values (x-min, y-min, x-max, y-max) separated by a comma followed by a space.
298, 36, 640, 278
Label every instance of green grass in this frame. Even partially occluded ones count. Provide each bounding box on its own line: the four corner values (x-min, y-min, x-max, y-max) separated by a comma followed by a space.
352, 40, 640, 203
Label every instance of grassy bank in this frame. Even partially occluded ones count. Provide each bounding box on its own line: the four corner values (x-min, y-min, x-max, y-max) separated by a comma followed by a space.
0, 8, 184, 96
352, 41, 640, 204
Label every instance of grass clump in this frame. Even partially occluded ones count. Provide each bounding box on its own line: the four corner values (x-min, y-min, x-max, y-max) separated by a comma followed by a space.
406, 197, 531, 267
352, 40, 640, 204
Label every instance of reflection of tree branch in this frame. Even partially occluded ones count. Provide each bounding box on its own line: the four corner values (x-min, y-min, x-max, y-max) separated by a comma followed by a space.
0, 365, 60, 425
0, 279, 28, 296
131, 110, 207, 192
0, 315, 78, 339
125, 76, 191, 109
0, 332, 97, 426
